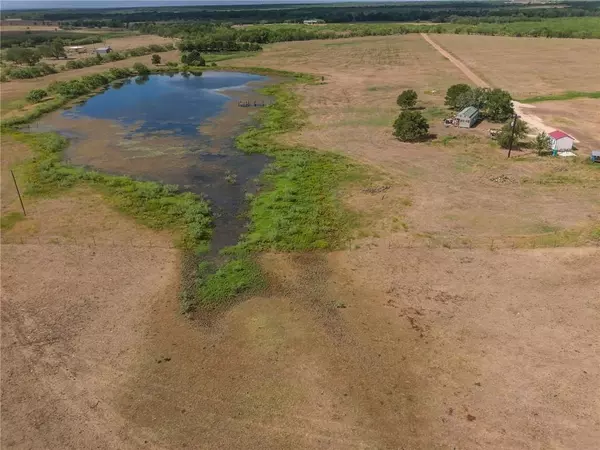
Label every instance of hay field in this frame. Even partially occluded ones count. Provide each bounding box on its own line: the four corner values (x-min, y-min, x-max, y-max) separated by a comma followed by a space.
431, 34, 600, 98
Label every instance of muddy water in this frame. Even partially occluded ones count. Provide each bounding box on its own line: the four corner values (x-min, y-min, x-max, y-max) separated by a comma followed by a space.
36, 71, 274, 253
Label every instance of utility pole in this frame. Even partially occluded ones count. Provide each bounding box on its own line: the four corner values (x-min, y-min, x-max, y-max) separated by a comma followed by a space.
10, 169, 26, 216
507, 114, 519, 159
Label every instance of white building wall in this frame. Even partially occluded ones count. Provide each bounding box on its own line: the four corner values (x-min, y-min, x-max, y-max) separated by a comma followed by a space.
551, 137, 574, 151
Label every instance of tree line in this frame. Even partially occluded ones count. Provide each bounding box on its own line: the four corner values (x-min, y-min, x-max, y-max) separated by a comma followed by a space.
5, 1, 599, 26
136, 17, 600, 45
1, 42, 174, 80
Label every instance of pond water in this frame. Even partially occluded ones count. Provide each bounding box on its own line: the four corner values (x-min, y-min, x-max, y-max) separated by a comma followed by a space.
36, 71, 274, 252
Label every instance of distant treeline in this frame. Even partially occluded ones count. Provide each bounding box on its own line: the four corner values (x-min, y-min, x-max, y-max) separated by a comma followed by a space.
142, 17, 600, 44
3, 2, 599, 26
1, 30, 105, 49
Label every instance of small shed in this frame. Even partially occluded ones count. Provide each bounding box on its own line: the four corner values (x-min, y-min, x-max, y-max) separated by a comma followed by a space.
456, 106, 479, 128
549, 130, 574, 152
67, 45, 86, 54
95, 46, 112, 55
591, 151, 600, 163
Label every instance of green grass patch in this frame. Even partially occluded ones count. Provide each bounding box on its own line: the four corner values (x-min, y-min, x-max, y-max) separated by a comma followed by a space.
235, 78, 364, 251
520, 91, 600, 104
193, 257, 265, 310
422, 106, 448, 121
9, 130, 212, 252
0, 211, 25, 230
204, 51, 260, 63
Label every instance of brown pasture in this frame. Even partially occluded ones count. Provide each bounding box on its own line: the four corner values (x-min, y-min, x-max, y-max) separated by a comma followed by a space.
431, 34, 600, 97
1, 33, 599, 450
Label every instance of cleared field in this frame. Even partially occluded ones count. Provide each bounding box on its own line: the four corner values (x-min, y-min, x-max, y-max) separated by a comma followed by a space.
61, 34, 174, 54
226, 34, 600, 244
431, 34, 600, 98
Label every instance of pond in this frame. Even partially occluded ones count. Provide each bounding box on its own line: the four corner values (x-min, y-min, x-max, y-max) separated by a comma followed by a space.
35, 71, 275, 252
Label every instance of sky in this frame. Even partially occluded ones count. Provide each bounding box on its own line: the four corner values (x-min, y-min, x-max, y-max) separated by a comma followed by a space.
3, 0, 422, 10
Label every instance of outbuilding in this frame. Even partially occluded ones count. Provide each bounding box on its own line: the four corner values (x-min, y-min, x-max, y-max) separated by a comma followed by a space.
456, 106, 479, 128
95, 46, 112, 55
549, 130, 574, 152
591, 150, 600, 163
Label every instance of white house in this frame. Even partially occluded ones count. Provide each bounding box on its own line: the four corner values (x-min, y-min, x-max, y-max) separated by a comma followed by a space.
549, 130, 574, 152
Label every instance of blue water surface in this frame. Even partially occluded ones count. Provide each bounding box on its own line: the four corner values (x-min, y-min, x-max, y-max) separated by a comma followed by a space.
64, 71, 268, 136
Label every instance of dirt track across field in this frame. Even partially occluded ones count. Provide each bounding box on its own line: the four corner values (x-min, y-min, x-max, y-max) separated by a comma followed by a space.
420, 33, 559, 136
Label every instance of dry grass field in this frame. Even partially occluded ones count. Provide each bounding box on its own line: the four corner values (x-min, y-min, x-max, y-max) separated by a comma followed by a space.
431, 34, 600, 98
2, 33, 600, 450
227, 34, 600, 245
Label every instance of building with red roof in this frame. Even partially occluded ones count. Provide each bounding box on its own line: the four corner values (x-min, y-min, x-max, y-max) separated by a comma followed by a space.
549, 130, 574, 152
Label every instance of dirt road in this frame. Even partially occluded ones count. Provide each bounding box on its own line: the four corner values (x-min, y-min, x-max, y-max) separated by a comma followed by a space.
420, 33, 562, 137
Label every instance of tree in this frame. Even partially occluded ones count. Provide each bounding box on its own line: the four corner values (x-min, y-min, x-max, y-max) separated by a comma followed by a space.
482, 88, 514, 122
445, 84, 472, 109
181, 50, 205, 66
133, 62, 150, 75
396, 89, 418, 109
151, 53, 161, 65
49, 39, 67, 59
5, 47, 41, 66
534, 131, 551, 155
497, 118, 529, 149
393, 110, 430, 142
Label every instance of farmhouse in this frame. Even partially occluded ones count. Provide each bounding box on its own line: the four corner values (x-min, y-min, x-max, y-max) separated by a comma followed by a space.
456, 106, 479, 128
95, 46, 112, 55
303, 19, 324, 25
549, 130, 574, 152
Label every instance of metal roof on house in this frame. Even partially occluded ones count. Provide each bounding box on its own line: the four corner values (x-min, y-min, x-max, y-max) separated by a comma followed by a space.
457, 106, 479, 119
549, 130, 573, 140
592, 150, 600, 157
96, 47, 111, 51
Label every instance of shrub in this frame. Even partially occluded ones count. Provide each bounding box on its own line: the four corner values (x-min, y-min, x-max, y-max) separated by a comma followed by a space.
393, 110, 429, 142
497, 118, 529, 149
151, 53, 161, 65
181, 50, 205, 66
396, 89, 418, 109
133, 62, 150, 75
26, 88, 48, 103
535, 132, 552, 155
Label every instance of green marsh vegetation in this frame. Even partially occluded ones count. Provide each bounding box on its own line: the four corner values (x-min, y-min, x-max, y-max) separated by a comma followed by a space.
3, 64, 365, 313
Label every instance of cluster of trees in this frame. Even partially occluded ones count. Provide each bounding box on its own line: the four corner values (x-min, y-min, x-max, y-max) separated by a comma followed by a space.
1, 62, 57, 80
0, 31, 103, 49
445, 85, 514, 122
9, 1, 599, 26
44, 67, 135, 99
2, 42, 174, 80
180, 50, 206, 66
4, 39, 66, 65
393, 90, 430, 142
